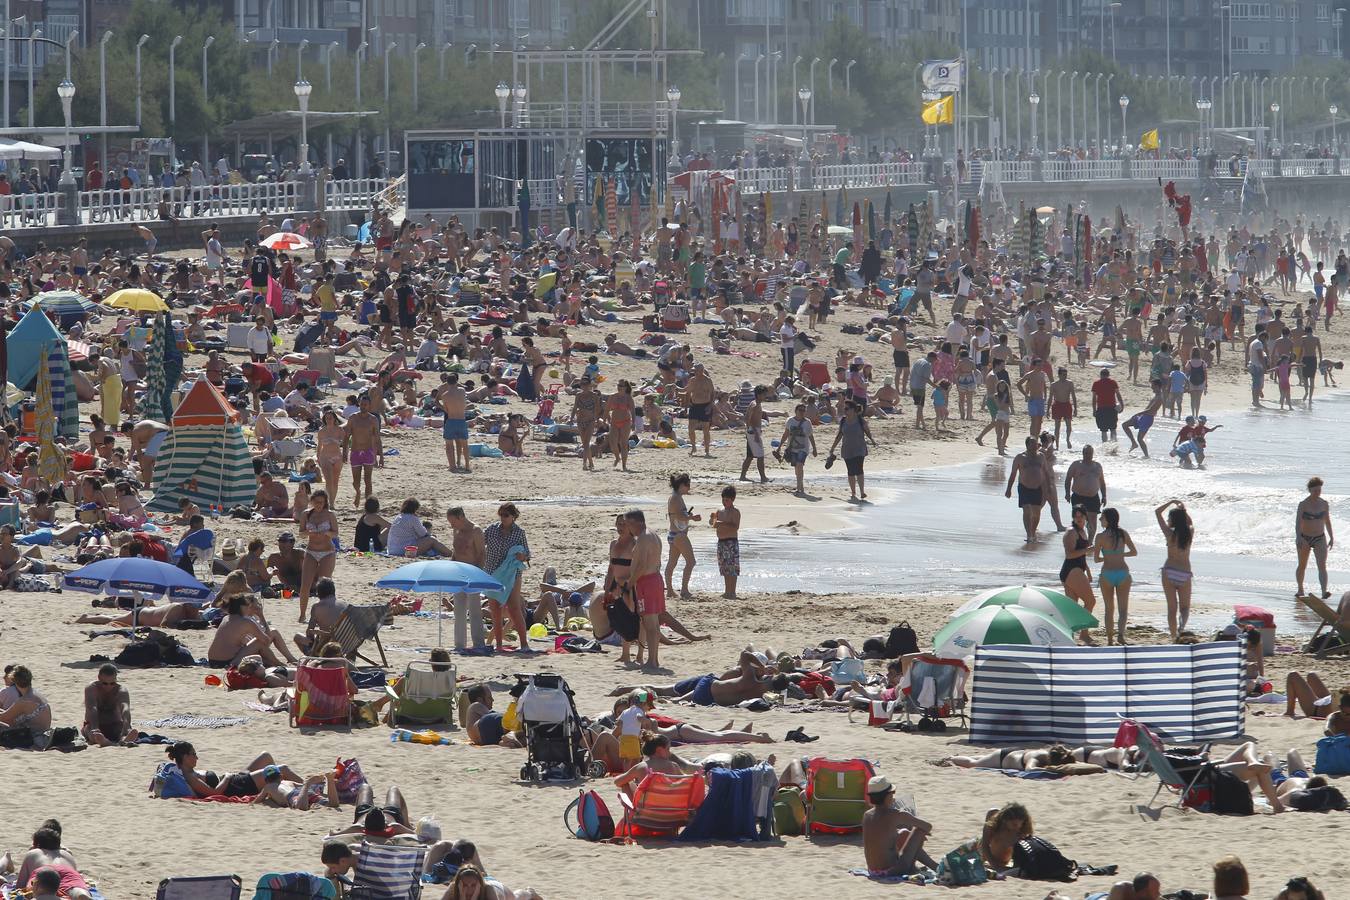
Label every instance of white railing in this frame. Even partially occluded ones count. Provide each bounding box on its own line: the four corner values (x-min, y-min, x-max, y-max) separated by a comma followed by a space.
1278, 158, 1339, 176
525, 178, 563, 209
1001, 160, 1036, 182
326, 177, 386, 211
1131, 159, 1199, 180
0, 191, 61, 228
78, 186, 177, 222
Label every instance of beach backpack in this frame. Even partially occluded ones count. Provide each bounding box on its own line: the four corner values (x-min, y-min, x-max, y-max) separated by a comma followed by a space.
772, 785, 807, 836
885, 622, 920, 658
1012, 836, 1077, 880
1288, 785, 1349, 812
1205, 767, 1254, 816
334, 758, 367, 804
564, 789, 615, 841
151, 762, 194, 799
937, 846, 988, 886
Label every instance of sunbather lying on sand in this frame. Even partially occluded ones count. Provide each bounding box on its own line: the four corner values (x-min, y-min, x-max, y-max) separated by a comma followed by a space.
610, 649, 790, 707
251, 766, 340, 810
934, 744, 1138, 771
75, 601, 203, 628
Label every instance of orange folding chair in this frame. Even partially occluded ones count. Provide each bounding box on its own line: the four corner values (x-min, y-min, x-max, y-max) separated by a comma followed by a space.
616, 772, 706, 838
288, 658, 353, 728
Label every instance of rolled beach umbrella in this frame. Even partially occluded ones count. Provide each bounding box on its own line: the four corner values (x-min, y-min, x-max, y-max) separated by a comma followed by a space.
932, 606, 1075, 659
951, 584, 1099, 632
35, 349, 61, 486
139, 315, 166, 422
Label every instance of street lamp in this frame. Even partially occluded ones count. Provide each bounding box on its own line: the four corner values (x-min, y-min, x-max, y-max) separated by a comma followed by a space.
57, 79, 74, 186
355, 41, 367, 178
383, 40, 396, 176
1270, 101, 1280, 153
495, 81, 510, 128
169, 34, 182, 160
809, 57, 821, 123
798, 86, 812, 149
666, 84, 681, 158
1119, 94, 1129, 152
135, 34, 149, 127
297, 37, 308, 81
202, 35, 215, 167
845, 58, 857, 95
412, 42, 425, 111
792, 56, 803, 124
1030, 91, 1040, 153
512, 82, 527, 128
827, 57, 838, 93
98, 31, 113, 170
754, 54, 765, 123
439, 42, 452, 79
1197, 97, 1212, 151
294, 79, 312, 174
1331, 104, 1339, 154
25, 26, 40, 128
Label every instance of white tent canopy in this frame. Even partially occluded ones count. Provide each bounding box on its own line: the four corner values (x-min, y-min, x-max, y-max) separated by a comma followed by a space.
0, 140, 61, 160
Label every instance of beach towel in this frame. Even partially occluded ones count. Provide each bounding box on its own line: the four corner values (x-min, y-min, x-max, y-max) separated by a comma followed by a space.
678, 763, 777, 842
847, 867, 936, 885
485, 545, 528, 605
138, 714, 250, 729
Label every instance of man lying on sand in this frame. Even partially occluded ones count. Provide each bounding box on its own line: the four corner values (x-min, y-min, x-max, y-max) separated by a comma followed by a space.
612, 649, 790, 707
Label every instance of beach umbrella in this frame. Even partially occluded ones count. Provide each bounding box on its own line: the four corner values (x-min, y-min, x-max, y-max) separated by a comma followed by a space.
64, 557, 213, 602
518, 181, 532, 250
630, 181, 641, 258
159, 311, 183, 423
932, 606, 1075, 659
883, 192, 893, 229
140, 315, 166, 422
25, 290, 98, 319
605, 176, 619, 239
762, 190, 772, 228
952, 585, 1099, 632
593, 174, 605, 227
906, 204, 919, 251
851, 201, 862, 254
798, 194, 808, 228
376, 560, 504, 647
835, 187, 845, 226
105, 288, 169, 313
260, 232, 311, 251
867, 198, 876, 242
34, 347, 61, 487
820, 191, 828, 226
825, 224, 852, 236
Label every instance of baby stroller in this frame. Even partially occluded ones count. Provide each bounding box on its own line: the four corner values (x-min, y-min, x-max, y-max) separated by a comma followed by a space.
511, 673, 605, 782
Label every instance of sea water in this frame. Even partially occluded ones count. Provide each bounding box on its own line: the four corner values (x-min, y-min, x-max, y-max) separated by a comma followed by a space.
690, 389, 1350, 634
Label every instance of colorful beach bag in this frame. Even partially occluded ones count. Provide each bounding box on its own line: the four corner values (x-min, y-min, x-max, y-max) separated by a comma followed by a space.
151, 761, 193, 799
772, 785, 807, 836
564, 789, 615, 841
936, 843, 987, 886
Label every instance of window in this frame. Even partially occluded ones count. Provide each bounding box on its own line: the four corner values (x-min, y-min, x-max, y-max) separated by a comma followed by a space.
1231, 34, 1272, 52
1229, 2, 1271, 17
1318, 3, 1331, 19
1319, 35, 1331, 52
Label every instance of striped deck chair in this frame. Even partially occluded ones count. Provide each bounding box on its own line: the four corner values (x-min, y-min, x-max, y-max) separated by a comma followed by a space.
616, 772, 707, 838
253, 872, 337, 899
899, 654, 970, 729
155, 874, 241, 900
288, 658, 352, 728
804, 757, 875, 836
326, 602, 390, 667
1298, 595, 1350, 658
348, 841, 426, 899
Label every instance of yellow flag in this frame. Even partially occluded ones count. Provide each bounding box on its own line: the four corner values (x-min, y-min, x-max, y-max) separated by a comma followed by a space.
921, 95, 954, 126
1139, 128, 1159, 151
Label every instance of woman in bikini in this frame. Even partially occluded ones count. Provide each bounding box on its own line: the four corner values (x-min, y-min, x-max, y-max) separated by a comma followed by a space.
592, 514, 643, 663
1156, 499, 1195, 641
0, 665, 51, 738
1093, 507, 1137, 646
606, 380, 636, 471
1059, 506, 1097, 644
664, 473, 700, 600
570, 377, 602, 472
1295, 477, 1333, 600
297, 489, 339, 624
315, 409, 346, 506
980, 803, 1034, 870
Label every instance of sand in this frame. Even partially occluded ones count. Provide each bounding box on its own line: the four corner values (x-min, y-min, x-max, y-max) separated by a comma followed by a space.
1, 251, 1346, 899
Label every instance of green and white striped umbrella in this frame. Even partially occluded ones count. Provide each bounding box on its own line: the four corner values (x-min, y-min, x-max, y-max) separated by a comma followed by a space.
139, 316, 166, 422
933, 606, 1075, 659
952, 584, 1099, 632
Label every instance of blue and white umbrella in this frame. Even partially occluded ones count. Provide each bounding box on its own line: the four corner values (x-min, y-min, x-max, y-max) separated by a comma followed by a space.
375, 560, 504, 646
25, 291, 99, 318
64, 557, 213, 602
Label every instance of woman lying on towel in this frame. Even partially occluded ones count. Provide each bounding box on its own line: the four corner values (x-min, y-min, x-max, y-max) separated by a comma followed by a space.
933, 744, 1138, 771
250, 765, 340, 810
167, 741, 303, 800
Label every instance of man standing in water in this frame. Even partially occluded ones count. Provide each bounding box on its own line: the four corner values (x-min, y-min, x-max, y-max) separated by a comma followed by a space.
1299, 326, 1322, 405
1064, 446, 1107, 542
1017, 359, 1049, 438
739, 386, 769, 483
1048, 367, 1078, 449
1090, 367, 1123, 442
1122, 380, 1166, 458
685, 364, 716, 457
1005, 436, 1046, 544
627, 510, 666, 671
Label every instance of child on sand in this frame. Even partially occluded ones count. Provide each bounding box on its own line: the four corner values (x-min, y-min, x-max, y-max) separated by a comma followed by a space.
933, 380, 950, 431
710, 485, 742, 599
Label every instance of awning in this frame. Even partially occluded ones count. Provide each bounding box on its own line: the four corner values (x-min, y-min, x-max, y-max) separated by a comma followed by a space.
0, 140, 61, 160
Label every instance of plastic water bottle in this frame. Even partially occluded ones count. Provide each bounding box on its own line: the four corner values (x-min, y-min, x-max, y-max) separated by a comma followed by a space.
210, 504, 220, 520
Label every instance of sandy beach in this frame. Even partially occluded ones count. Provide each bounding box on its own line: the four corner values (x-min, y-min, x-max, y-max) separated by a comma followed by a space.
2, 243, 1348, 899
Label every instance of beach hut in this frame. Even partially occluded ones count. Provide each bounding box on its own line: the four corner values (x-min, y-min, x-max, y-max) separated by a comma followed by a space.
6, 305, 77, 439
147, 378, 255, 514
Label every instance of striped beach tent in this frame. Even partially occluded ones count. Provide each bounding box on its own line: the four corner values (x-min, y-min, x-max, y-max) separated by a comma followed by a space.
147, 378, 254, 514
969, 642, 1245, 745
7, 306, 77, 438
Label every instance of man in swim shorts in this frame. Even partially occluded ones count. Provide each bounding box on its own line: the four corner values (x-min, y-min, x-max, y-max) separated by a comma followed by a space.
684, 364, 715, 457
1005, 436, 1046, 543
343, 394, 383, 504
1048, 367, 1077, 449
439, 373, 471, 473
627, 509, 666, 670
1064, 445, 1107, 540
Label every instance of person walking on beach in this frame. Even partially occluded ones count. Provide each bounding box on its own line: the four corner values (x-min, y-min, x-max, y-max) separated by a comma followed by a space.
1122, 380, 1165, 458
1048, 368, 1078, 449
1017, 360, 1049, 438
1299, 326, 1322, 404
664, 473, 700, 599
1064, 446, 1107, 541
344, 395, 383, 504
776, 403, 817, 495
910, 351, 936, 430
685, 364, 716, 457
740, 386, 769, 483
1295, 477, 1334, 600
627, 510, 665, 671
710, 486, 741, 600
1090, 368, 1123, 443
1006, 437, 1046, 544
1094, 508, 1137, 645
1059, 506, 1098, 644
1156, 499, 1195, 641
829, 400, 878, 501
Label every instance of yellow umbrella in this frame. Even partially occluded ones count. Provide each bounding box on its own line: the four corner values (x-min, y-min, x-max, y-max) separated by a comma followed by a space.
105, 289, 169, 313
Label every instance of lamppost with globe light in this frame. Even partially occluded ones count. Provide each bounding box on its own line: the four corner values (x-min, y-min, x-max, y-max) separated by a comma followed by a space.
1331, 104, 1339, 157
797, 85, 811, 149
1030, 91, 1040, 154
1270, 101, 1280, 155
1119, 95, 1129, 153
294, 79, 312, 175
1197, 98, 1212, 152
666, 84, 680, 160
495, 81, 510, 129
57, 79, 77, 224
921, 89, 938, 159
512, 83, 527, 128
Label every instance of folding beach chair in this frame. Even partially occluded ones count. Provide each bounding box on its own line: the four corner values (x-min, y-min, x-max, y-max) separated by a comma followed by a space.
348, 841, 426, 900
899, 653, 970, 729
155, 874, 241, 900
1298, 595, 1350, 658
1128, 720, 1210, 810
288, 658, 353, 728
386, 659, 457, 727
804, 757, 875, 836
616, 771, 707, 838
252, 872, 337, 900
325, 602, 391, 667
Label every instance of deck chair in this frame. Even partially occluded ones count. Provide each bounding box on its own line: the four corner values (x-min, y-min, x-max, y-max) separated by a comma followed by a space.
347, 841, 426, 900
677, 762, 779, 842
804, 757, 875, 836
155, 874, 241, 900
899, 653, 970, 729
386, 659, 457, 727
617, 771, 707, 838
325, 602, 391, 667
269, 438, 308, 473
1298, 595, 1350, 658
1129, 721, 1210, 810
252, 872, 337, 900
288, 658, 353, 728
